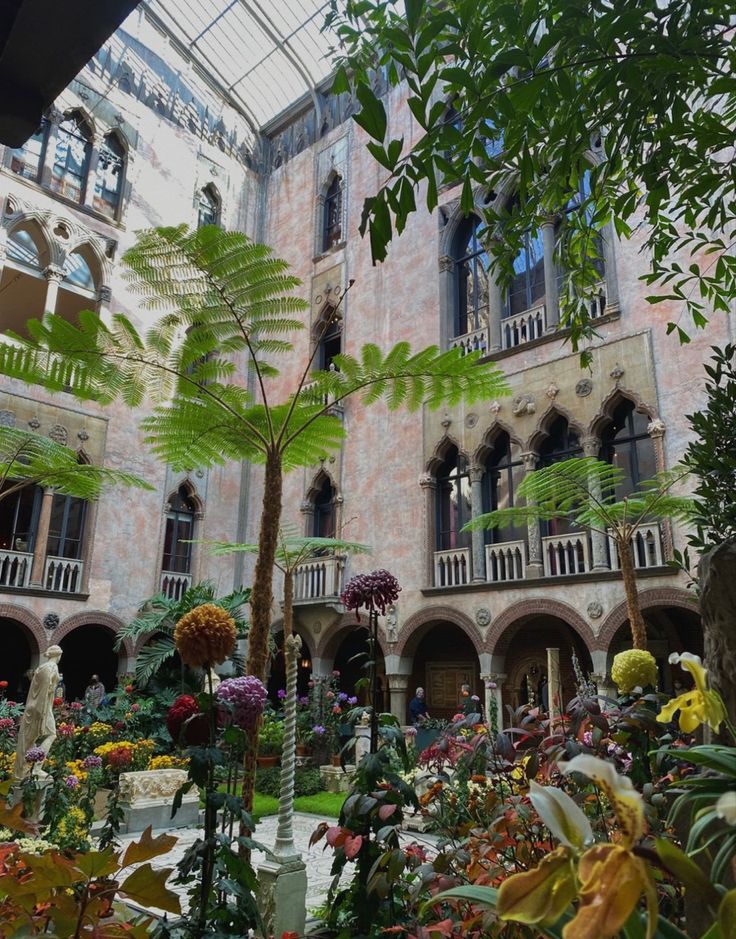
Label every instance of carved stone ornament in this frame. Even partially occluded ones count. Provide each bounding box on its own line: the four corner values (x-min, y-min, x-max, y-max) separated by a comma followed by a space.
440, 413, 451, 428
118, 769, 190, 804
43, 612, 60, 631
610, 363, 625, 382
0, 410, 15, 427
512, 393, 536, 416
77, 428, 89, 442
465, 412, 478, 428
647, 418, 666, 437
313, 619, 322, 635
386, 604, 398, 642
475, 607, 492, 627
489, 400, 502, 414
545, 383, 560, 400
575, 378, 593, 397
28, 418, 40, 430
587, 601, 603, 620
48, 424, 68, 445
418, 473, 435, 489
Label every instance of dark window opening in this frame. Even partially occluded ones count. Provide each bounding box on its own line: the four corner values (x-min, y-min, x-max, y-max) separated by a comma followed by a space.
322, 176, 342, 251
452, 215, 490, 338
10, 120, 48, 182
94, 135, 125, 217
319, 317, 342, 371
436, 446, 471, 551
482, 432, 526, 544
0, 486, 42, 552
538, 416, 582, 537
312, 477, 336, 540
47, 493, 86, 559
507, 225, 545, 318
600, 400, 655, 498
197, 186, 220, 228
162, 485, 196, 573
50, 114, 92, 203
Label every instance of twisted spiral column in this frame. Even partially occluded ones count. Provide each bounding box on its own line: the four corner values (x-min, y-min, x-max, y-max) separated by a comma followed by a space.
273, 632, 302, 859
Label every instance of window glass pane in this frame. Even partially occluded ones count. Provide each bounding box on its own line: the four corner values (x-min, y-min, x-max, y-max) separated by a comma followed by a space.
51, 117, 90, 202
453, 217, 490, 337
0, 486, 38, 551
437, 450, 471, 549
10, 121, 47, 181
64, 252, 95, 291
6, 229, 42, 268
93, 137, 124, 216
323, 177, 342, 250
197, 188, 219, 228
508, 228, 545, 317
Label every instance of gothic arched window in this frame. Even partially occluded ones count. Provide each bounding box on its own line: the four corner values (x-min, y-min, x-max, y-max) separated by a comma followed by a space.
601, 400, 656, 497
197, 185, 220, 228
322, 176, 343, 251
538, 416, 582, 537
51, 114, 92, 202
311, 476, 336, 540
162, 485, 197, 574
94, 135, 125, 217
9, 120, 49, 182
507, 224, 545, 318
452, 215, 490, 339
482, 432, 525, 544
436, 446, 471, 551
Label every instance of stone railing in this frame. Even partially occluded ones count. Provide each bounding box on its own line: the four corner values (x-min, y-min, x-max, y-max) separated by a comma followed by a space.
542, 533, 591, 577
501, 303, 546, 350
450, 325, 488, 357
434, 547, 471, 587
609, 522, 663, 570
0, 549, 32, 588
485, 540, 526, 583
294, 554, 344, 601
588, 282, 607, 319
45, 556, 84, 593
160, 570, 193, 601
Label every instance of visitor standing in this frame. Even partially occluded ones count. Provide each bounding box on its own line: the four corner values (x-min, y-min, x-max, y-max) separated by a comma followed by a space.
409, 686, 429, 725
84, 674, 106, 713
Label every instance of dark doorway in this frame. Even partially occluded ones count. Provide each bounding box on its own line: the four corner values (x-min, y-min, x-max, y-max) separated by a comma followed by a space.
0, 618, 34, 701
267, 633, 313, 705
333, 629, 387, 711
59, 625, 119, 702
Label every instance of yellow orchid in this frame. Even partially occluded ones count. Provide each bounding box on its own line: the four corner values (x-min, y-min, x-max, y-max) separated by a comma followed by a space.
657, 652, 726, 734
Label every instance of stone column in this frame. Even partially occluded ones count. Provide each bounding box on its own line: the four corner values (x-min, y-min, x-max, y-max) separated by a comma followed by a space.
541, 217, 560, 331
601, 222, 620, 314
191, 511, 205, 583
83, 133, 103, 210
30, 487, 54, 586
299, 499, 315, 537
310, 657, 333, 682
419, 473, 437, 587
468, 464, 486, 582
96, 284, 112, 320
42, 265, 64, 315
547, 647, 561, 728
39, 110, 61, 189
647, 419, 673, 560
582, 434, 609, 571
488, 239, 504, 353
387, 674, 410, 725
521, 451, 543, 577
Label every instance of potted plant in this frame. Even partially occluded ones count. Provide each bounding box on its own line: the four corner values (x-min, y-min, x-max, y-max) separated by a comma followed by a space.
257, 713, 284, 767
415, 716, 448, 753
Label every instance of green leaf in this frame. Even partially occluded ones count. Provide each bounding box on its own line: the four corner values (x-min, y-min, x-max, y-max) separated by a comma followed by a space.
654, 839, 720, 910
75, 848, 120, 880
719, 889, 736, 939
354, 83, 387, 141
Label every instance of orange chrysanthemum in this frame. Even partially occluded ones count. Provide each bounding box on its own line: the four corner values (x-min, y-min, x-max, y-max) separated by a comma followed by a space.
174, 603, 237, 668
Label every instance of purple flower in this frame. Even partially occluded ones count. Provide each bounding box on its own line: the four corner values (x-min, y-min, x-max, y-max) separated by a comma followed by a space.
312, 724, 326, 736
347, 696, 358, 706
83, 755, 103, 770
277, 689, 287, 701
340, 569, 401, 618
582, 731, 594, 747
405, 726, 417, 737
298, 696, 310, 706
337, 692, 349, 703
24, 746, 45, 764
65, 775, 80, 789
216, 676, 268, 731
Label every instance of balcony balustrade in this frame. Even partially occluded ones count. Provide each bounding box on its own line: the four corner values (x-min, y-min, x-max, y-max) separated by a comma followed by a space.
485, 540, 526, 583
502, 303, 546, 350
160, 570, 193, 601
542, 533, 591, 577
434, 547, 471, 587
609, 522, 663, 570
294, 554, 344, 602
0, 549, 32, 588
44, 556, 84, 593
450, 325, 488, 357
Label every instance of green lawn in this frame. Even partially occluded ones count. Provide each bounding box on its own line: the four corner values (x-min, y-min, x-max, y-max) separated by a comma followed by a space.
293, 791, 345, 817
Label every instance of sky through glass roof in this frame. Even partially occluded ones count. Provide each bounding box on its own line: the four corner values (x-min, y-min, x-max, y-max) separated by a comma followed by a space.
143, 0, 337, 129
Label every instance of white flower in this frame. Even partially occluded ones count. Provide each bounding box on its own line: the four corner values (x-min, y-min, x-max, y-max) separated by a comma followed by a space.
529, 779, 593, 850
715, 791, 736, 826
559, 754, 644, 847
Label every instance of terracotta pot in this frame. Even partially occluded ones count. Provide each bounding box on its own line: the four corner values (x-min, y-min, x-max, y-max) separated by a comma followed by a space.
257, 755, 279, 768
331, 754, 342, 767
295, 744, 310, 757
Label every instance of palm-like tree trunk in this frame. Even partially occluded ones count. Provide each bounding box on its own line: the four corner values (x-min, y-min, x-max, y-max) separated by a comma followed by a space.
617, 534, 647, 650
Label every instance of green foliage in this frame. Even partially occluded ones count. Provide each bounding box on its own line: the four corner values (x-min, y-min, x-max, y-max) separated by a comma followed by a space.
255, 764, 323, 798
258, 713, 284, 755
464, 456, 693, 537
294, 789, 347, 817
685, 345, 736, 552
327, 0, 736, 357
116, 580, 250, 686
0, 425, 152, 502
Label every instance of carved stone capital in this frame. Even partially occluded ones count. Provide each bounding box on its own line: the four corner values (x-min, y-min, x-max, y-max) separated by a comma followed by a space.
418, 473, 436, 490
299, 500, 315, 514
438, 254, 453, 273
581, 434, 601, 457
647, 418, 666, 438
386, 673, 410, 692
43, 264, 64, 283
468, 465, 484, 484
520, 451, 538, 471
98, 285, 112, 303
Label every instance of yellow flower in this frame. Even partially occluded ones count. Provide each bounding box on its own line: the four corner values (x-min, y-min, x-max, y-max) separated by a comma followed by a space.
174, 603, 237, 668
611, 649, 658, 694
148, 754, 189, 771
657, 652, 726, 734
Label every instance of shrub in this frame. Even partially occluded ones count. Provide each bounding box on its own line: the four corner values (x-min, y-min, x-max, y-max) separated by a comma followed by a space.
256, 765, 322, 798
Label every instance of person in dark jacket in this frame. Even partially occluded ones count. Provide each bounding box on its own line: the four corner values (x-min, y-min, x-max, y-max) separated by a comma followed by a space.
408, 687, 429, 725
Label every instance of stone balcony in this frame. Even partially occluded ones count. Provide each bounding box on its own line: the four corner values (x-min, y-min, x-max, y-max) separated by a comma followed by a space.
293, 554, 345, 605
0, 547, 85, 595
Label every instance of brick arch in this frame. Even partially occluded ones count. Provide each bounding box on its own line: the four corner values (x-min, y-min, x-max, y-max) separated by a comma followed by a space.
315, 611, 389, 661
596, 588, 699, 653
55, 611, 134, 667
395, 605, 483, 658
0, 602, 45, 656
483, 598, 597, 655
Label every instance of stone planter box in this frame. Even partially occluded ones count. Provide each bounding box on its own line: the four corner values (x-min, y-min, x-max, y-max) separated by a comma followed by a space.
319, 764, 355, 793
118, 769, 198, 833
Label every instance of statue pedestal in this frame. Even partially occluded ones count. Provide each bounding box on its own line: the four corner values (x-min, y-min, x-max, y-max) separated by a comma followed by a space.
118, 769, 198, 833
257, 853, 307, 939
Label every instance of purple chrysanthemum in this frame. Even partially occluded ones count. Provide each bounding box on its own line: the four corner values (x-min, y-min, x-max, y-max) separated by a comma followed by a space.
216, 675, 267, 730
65, 775, 80, 789
24, 746, 45, 764
312, 724, 326, 736
83, 754, 103, 770
340, 569, 401, 618
347, 696, 358, 706
298, 695, 310, 706
337, 692, 348, 703
277, 689, 287, 700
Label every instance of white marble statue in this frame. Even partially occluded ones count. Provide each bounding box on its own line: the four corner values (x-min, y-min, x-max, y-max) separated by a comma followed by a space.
13, 645, 62, 781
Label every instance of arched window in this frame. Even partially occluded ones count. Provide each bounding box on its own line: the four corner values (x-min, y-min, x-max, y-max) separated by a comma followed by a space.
0, 485, 42, 553
162, 485, 197, 574
322, 176, 343, 251
197, 185, 220, 228
315, 305, 341, 371
63, 250, 96, 291
94, 135, 125, 217
600, 400, 656, 497
507, 224, 545, 318
436, 446, 471, 550
538, 416, 582, 537
311, 476, 336, 540
482, 432, 525, 544
452, 215, 490, 339
10, 120, 49, 182
6, 228, 44, 269
50, 114, 92, 202
1, 226, 49, 337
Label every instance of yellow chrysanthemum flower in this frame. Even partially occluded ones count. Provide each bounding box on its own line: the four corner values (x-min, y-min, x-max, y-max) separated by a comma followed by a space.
174, 603, 237, 668
611, 649, 658, 694
657, 652, 726, 733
